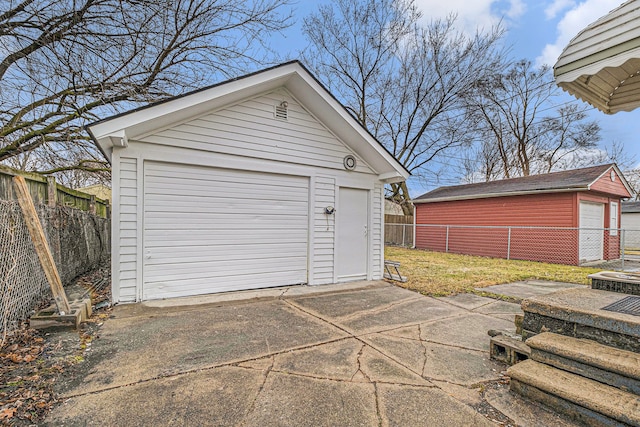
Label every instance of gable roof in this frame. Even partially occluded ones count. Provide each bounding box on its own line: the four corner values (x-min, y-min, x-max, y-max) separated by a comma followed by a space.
87, 61, 409, 183
622, 201, 640, 213
414, 164, 632, 203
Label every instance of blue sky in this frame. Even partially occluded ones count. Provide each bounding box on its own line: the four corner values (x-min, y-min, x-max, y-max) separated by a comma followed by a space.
270, 0, 639, 193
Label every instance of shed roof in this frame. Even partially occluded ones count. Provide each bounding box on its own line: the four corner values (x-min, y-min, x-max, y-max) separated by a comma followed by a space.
554, 0, 640, 114
87, 61, 409, 184
622, 201, 640, 212
414, 164, 632, 203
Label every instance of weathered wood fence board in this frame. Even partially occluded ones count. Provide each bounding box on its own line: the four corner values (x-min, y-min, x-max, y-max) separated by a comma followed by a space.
0, 165, 109, 218
385, 214, 414, 247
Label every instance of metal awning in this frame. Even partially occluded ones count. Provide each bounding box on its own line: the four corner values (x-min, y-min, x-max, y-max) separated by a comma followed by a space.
554, 0, 640, 114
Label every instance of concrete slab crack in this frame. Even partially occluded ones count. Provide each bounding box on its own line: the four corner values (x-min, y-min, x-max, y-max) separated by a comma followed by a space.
238, 356, 274, 427
278, 287, 291, 299
418, 324, 428, 377
336, 296, 423, 322
266, 368, 437, 388
373, 382, 383, 427
350, 343, 367, 382
284, 299, 354, 336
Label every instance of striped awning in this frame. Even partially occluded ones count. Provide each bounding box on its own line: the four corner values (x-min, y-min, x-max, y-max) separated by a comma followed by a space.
554, 1, 640, 114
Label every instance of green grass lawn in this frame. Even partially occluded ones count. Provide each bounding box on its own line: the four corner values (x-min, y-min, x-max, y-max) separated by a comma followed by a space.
385, 246, 601, 296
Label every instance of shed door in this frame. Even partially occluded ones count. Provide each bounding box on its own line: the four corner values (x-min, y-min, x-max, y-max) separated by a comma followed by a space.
336, 187, 369, 281
579, 202, 604, 261
143, 161, 309, 300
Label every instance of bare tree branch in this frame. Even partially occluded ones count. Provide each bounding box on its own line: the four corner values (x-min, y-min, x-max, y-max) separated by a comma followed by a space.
462, 60, 602, 181
0, 0, 293, 186
302, 0, 505, 212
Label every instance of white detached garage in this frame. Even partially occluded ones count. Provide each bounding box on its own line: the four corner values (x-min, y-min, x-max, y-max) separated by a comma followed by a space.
89, 61, 409, 303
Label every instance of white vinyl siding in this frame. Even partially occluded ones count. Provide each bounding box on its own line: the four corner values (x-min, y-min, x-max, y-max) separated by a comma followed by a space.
141, 90, 373, 174
313, 175, 336, 284
372, 183, 383, 279
142, 161, 309, 299
622, 212, 640, 248
118, 157, 138, 302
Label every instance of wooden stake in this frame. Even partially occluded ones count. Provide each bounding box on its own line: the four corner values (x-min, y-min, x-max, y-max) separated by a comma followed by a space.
13, 176, 71, 314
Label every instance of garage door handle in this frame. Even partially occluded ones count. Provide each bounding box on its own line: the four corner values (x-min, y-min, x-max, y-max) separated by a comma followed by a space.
364, 225, 368, 236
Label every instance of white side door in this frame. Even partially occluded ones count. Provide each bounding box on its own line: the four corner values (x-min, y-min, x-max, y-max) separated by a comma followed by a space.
336, 187, 369, 281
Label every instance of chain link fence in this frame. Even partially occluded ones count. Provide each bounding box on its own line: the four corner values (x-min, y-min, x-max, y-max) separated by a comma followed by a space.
0, 200, 50, 338
1, 199, 110, 338
620, 228, 640, 270
387, 222, 640, 268
385, 222, 414, 247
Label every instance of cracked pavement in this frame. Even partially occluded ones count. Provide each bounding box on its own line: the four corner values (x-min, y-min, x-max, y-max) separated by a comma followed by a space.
44, 281, 578, 426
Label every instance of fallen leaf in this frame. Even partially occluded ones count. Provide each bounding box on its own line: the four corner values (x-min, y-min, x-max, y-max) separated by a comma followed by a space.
0, 407, 17, 420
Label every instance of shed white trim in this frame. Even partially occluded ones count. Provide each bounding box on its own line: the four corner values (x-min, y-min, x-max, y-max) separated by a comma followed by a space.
89, 61, 409, 183
89, 63, 406, 302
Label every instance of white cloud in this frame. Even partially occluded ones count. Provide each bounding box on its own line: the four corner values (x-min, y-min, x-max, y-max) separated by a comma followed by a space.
544, 0, 575, 20
414, 0, 526, 34
507, 0, 527, 19
537, 0, 622, 67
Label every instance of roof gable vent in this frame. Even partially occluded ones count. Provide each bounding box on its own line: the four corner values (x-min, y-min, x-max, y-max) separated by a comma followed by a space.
274, 101, 288, 120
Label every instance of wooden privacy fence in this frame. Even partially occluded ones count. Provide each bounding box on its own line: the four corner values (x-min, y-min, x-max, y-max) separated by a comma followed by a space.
385, 214, 414, 247
0, 165, 109, 218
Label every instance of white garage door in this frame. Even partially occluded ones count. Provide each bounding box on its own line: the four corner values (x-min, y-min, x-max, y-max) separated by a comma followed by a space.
143, 161, 309, 299
579, 202, 604, 262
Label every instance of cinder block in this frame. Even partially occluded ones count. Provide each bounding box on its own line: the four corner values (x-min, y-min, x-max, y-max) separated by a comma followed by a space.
490, 334, 531, 365
30, 298, 91, 330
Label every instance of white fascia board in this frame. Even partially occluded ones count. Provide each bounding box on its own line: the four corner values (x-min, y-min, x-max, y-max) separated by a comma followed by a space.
285, 71, 409, 180
412, 187, 587, 204
588, 164, 634, 197
377, 172, 406, 183
88, 61, 409, 179
588, 164, 614, 190
88, 64, 299, 148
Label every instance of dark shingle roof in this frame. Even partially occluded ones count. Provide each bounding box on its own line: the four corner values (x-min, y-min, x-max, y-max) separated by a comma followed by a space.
622, 201, 640, 213
414, 164, 616, 203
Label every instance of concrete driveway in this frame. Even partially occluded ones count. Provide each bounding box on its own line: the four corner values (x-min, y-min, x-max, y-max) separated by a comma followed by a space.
45, 281, 578, 426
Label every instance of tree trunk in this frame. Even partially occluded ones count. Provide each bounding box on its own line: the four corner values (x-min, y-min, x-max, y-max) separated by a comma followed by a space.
390, 181, 413, 216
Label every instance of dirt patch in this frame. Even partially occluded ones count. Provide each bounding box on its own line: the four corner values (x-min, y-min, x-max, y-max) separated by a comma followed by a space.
0, 264, 111, 426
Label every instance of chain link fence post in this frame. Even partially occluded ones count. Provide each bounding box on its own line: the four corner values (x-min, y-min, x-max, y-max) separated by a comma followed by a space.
621, 228, 625, 270
445, 225, 449, 253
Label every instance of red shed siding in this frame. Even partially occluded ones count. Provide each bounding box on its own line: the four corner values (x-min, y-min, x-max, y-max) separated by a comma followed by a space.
415, 193, 580, 264
416, 190, 624, 265
415, 193, 576, 227
590, 169, 632, 198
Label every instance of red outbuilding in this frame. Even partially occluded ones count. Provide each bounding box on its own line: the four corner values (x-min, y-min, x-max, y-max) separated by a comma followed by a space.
412, 164, 633, 265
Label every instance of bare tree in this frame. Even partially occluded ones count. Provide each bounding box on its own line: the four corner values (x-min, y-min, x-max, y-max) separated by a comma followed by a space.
0, 0, 292, 186
463, 59, 602, 181
302, 0, 505, 213
623, 168, 640, 200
